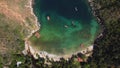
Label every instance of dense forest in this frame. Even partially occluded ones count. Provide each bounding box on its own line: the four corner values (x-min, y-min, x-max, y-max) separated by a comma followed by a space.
89, 0, 120, 67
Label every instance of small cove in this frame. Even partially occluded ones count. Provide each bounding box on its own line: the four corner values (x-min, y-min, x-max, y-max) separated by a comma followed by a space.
30, 0, 101, 56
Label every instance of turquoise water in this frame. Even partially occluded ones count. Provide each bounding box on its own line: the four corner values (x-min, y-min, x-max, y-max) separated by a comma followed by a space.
31, 0, 100, 55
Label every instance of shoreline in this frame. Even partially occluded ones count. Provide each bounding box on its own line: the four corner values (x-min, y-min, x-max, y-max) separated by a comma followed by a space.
23, 0, 97, 61
22, 0, 40, 59
88, 0, 106, 36
24, 0, 40, 40
88, 0, 105, 31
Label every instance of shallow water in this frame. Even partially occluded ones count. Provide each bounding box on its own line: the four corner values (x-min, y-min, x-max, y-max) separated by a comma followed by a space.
30, 0, 100, 55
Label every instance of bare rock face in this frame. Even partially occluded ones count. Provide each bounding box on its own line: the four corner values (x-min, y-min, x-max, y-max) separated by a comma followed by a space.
0, 0, 39, 66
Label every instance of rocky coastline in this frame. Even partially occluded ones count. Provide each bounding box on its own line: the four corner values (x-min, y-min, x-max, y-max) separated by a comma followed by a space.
88, 0, 107, 43
22, 0, 40, 59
